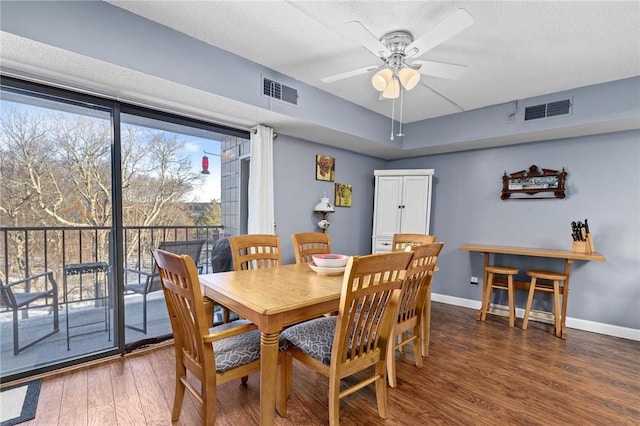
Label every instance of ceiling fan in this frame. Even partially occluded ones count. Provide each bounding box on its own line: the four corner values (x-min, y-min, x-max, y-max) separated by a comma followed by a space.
321, 9, 474, 105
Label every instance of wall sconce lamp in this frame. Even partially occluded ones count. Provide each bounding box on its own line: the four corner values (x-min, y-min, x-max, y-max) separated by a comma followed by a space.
314, 194, 335, 233
201, 150, 222, 175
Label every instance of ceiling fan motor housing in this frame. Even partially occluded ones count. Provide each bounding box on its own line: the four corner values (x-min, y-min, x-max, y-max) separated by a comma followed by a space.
381, 30, 414, 54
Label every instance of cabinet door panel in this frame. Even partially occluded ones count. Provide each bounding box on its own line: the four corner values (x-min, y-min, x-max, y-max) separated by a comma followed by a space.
400, 175, 429, 233
374, 176, 403, 238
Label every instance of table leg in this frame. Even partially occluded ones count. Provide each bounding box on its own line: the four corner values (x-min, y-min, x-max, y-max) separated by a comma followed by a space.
560, 260, 573, 339
260, 331, 280, 426
476, 252, 490, 320
421, 285, 432, 357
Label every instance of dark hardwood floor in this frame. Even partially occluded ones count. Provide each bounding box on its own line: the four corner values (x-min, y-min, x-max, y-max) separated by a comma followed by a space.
25, 302, 640, 425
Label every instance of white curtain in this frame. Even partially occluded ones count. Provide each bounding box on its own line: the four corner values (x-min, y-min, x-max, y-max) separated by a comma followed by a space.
248, 125, 275, 234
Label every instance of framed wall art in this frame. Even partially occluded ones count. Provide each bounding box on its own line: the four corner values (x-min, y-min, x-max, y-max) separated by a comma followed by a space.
316, 155, 335, 182
335, 183, 352, 207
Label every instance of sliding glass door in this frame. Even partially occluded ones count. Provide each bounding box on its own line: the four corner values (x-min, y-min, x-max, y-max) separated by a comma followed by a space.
119, 110, 228, 349
0, 77, 249, 381
0, 81, 118, 379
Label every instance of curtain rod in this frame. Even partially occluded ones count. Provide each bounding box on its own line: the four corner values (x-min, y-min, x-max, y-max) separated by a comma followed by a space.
1, 70, 256, 134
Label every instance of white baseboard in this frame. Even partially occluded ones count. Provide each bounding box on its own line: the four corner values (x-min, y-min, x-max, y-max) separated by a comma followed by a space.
431, 293, 640, 342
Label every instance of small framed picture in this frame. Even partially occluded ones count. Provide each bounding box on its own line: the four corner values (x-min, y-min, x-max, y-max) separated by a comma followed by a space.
335, 183, 352, 207
316, 155, 335, 182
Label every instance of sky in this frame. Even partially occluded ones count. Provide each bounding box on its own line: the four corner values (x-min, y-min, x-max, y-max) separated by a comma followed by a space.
183, 139, 222, 202
0, 95, 223, 204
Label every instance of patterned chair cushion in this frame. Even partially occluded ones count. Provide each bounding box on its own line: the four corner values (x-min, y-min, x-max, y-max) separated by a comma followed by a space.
280, 316, 337, 365
281, 303, 384, 365
210, 319, 261, 373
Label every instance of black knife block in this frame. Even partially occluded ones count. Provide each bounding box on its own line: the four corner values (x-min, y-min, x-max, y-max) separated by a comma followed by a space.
572, 233, 595, 254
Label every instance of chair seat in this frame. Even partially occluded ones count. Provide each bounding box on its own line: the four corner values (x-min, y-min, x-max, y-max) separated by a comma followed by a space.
12, 290, 55, 308
281, 316, 337, 365
124, 283, 147, 294
526, 270, 568, 281
211, 320, 262, 373
486, 266, 519, 275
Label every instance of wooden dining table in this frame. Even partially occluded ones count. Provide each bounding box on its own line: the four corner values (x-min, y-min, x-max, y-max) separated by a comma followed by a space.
459, 243, 606, 339
199, 263, 344, 426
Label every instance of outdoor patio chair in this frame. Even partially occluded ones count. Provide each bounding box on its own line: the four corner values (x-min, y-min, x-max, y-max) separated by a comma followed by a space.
1, 271, 59, 355
124, 239, 206, 334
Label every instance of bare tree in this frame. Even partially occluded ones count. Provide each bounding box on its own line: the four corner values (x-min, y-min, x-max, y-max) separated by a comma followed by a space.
1, 104, 204, 277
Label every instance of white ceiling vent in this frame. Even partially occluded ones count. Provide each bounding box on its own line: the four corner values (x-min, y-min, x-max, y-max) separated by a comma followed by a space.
524, 99, 572, 121
263, 77, 298, 105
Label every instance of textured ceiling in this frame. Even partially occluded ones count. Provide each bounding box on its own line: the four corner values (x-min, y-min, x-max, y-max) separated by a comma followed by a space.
107, 0, 640, 123
1, 1, 638, 158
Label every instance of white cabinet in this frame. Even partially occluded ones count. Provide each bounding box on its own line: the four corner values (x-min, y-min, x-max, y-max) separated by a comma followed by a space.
372, 169, 434, 253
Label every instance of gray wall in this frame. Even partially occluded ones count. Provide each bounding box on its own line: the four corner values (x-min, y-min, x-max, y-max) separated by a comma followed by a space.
388, 130, 640, 330
274, 135, 386, 264
273, 129, 640, 330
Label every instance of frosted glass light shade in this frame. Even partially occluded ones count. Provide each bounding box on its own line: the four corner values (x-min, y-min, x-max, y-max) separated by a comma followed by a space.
398, 67, 421, 90
371, 68, 393, 91
314, 197, 335, 213
382, 78, 400, 99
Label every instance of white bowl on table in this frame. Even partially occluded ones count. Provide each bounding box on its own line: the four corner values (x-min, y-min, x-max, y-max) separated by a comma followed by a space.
311, 254, 348, 268
308, 262, 346, 276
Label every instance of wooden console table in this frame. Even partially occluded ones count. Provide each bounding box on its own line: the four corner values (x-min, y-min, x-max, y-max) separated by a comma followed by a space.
459, 243, 606, 339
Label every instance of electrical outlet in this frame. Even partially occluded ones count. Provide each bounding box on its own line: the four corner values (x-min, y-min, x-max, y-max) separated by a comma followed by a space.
470, 276, 479, 285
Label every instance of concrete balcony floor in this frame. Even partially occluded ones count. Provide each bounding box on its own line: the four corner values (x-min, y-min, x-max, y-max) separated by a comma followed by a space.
1, 294, 177, 378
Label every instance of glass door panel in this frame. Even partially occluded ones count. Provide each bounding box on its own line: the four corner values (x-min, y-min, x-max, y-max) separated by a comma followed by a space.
0, 86, 117, 378
120, 112, 226, 347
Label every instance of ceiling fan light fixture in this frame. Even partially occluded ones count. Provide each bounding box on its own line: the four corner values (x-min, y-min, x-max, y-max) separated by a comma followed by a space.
398, 66, 421, 90
382, 78, 400, 99
371, 67, 393, 91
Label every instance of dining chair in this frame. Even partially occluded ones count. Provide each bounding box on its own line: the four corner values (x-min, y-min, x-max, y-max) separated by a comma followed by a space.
151, 248, 263, 426
291, 232, 332, 264
228, 234, 281, 270
391, 233, 436, 252
124, 239, 206, 333
1, 271, 59, 355
278, 250, 414, 425
387, 242, 444, 387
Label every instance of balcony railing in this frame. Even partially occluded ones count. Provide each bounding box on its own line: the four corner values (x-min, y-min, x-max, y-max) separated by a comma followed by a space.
1, 224, 226, 379
1, 225, 224, 315
0, 226, 222, 299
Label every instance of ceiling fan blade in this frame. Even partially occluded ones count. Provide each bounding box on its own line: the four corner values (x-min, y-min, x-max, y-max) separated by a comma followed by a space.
419, 82, 465, 111
321, 65, 379, 83
406, 9, 474, 58
412, 60, 467, 80
343, 21, 391, 57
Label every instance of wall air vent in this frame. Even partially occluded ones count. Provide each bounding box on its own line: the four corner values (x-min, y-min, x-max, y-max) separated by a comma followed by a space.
524, 99, 572, 121
263, 77, 298, 105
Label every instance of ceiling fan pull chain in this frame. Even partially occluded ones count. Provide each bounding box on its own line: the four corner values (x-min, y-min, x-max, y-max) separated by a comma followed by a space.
390, 97, 395, 141
397, 87, 404, 137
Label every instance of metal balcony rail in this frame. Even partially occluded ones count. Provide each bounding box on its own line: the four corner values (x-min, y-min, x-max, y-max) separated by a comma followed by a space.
0, 225, 224, 314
